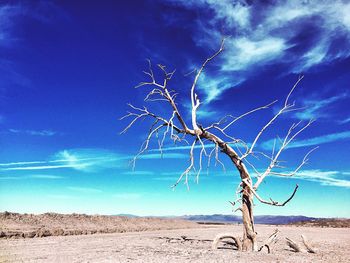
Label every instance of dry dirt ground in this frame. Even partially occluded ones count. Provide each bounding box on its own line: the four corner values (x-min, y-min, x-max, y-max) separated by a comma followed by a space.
1, 225, 349, 263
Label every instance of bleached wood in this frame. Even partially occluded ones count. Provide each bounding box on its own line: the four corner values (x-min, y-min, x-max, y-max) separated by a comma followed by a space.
259, 229, 279, 253
212, 233, 242, 251
190, 39, 225, 132
243, 178, 298, 206
301, 234, 316, 253
286, 237, 306, 253
222, 100, 277, 131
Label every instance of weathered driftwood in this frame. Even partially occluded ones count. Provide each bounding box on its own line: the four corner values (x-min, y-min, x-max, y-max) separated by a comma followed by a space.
259, 229, 279, 253
301, 234, 316, 253
286, 237, 306, 253
212, 233, 242, 251
157, 236, 212, 244
286, 234, 317, 253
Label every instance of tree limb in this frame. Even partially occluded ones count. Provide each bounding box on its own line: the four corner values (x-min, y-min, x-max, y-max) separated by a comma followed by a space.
240, 76, 304, 161
243, 178, 299, 206
190, 39, 225, 132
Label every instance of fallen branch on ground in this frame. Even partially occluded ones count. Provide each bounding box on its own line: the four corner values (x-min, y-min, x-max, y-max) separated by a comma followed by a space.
212, 233, 242, 251
301, 234, 316, 253
286, 237, 306, 252
286, 234, 317, 253
259, 229, 279, 253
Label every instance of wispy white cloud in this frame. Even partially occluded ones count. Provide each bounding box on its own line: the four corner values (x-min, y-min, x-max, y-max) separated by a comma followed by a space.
261, 130, 350, 150
183, 101, 221, 121
67, 186, 102, 194
29, 174, 63, 179
139, 153, 187, 159
286, 169, 350, 188
0, 148, 189, 173
0, 160, 48, 167
197, 72, 242, 103
0, 174, 63, 180
0, 148, 123, 172
53, 149, 124, 172
1, 164, 77, 171
222, 37, 287, 72
339, 117, 350, 124
0, 4, 22, 46
165, 0, 350, 101
294, 93, 348, 120
196, 108, 218, 118
0, 2, 69, 46
8, 129, 57, 136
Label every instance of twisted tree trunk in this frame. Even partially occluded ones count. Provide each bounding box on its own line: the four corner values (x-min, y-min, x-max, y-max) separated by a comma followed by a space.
227, 150, 257, 251
241, 178, 257, 251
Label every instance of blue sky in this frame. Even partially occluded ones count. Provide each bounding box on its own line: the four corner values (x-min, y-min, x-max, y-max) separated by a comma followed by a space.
0, 0, 349, 217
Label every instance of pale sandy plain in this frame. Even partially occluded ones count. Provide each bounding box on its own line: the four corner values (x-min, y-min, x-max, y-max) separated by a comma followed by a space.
1, 224, 350, 263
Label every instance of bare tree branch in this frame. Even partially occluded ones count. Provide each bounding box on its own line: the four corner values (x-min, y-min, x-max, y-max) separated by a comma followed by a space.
171, 139, 197, 190
190, 39, 225, 132
269, 147, 319, 177
240, 76, 305, 161
222, 100, 278, 131
243, 178, 299, 207
254, 120, 315, 189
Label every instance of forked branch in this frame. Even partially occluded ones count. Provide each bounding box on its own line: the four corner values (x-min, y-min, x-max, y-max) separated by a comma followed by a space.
240, 75, 304, 161
254, 119, 315, 189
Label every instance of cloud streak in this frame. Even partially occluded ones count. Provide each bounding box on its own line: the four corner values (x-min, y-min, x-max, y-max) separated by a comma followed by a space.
339, 117, 350, 124
0, 174, 64, 180
166, 0, 350, 101
0, 4, 22, 46
294, 93, 348, 120
286, 169, 350, 188
261, 130, 350, 150
0, 149, 123, 172
0, 148, 189, 172
8, 129, 57, 136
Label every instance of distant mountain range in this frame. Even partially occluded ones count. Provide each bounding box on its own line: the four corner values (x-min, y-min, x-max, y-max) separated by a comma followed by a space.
179, 214, 317, 225
116, 213, 318, 225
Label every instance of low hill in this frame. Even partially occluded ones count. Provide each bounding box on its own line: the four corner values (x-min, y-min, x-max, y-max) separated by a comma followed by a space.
0, 211, 198, 239
289, 218, 350, 228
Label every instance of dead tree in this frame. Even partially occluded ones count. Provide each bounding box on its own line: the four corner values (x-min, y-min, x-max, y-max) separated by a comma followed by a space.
121, 39, 316, 252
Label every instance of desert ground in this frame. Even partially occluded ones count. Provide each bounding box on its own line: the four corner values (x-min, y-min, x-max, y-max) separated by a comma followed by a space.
1, 226, 350, 262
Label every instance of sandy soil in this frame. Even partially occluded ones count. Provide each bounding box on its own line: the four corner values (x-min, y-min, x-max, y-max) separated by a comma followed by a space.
1, 224, 349, 263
